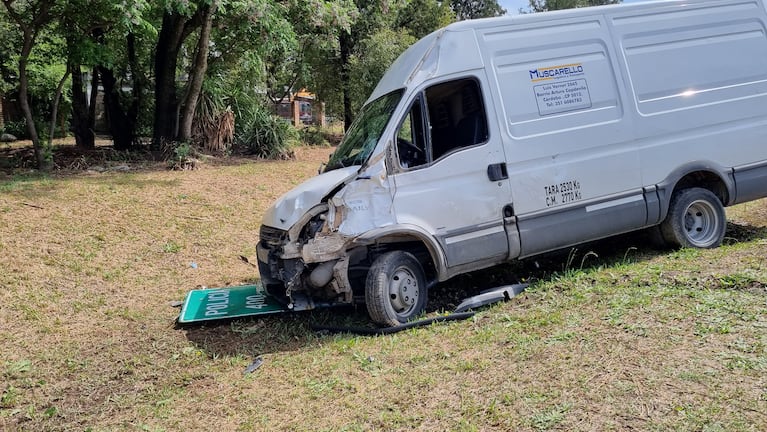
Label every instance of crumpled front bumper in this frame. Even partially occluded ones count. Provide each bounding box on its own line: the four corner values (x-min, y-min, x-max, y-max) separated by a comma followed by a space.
256, 225, 355, 306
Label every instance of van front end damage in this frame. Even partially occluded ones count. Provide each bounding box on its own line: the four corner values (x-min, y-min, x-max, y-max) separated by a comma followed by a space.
257, 157, 398, 312
256, 202, 371, 311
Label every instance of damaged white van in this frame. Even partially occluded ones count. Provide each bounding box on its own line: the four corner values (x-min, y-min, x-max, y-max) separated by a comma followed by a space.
257, 0, 767, 326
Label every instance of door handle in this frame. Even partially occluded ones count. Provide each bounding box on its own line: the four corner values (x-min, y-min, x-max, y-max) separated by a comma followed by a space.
487, 163, 508, 181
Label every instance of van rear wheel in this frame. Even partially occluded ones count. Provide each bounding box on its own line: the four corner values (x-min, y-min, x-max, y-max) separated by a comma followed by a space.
365, 251, 427, 327
660, 187, 726, 248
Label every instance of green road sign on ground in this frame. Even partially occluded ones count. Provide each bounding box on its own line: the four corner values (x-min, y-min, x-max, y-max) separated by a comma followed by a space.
178, 285, 290, 324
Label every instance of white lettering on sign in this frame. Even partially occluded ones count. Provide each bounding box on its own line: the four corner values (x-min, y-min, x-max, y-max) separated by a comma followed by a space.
245, 293, 267, 310
205, 290, 229, 316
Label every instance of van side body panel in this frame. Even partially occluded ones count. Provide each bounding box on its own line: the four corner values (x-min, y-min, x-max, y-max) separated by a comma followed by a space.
476, 13, 644, 257
611, 0, 767, 207
467, 0, 767, 258
734, 161, 767, 204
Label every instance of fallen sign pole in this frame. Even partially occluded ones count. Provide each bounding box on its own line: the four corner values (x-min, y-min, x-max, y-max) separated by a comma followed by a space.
177, 283, 528, 332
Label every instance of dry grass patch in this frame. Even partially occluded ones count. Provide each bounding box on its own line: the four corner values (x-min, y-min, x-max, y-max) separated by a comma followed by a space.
1, 146, 766, 431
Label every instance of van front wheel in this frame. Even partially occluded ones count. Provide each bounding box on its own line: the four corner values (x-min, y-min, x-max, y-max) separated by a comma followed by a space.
365, 251, 427, 327
660, 187, 726, 248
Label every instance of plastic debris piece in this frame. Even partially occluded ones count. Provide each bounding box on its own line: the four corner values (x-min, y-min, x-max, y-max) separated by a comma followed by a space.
454, 284, 528, 313
244, 357, 264, 374
240, 255, 257, 268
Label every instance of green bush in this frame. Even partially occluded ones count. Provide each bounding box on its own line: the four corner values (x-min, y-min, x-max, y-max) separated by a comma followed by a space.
300, 126, 330, 147
3, 119, 28, 139
165, 141, 199, 170
0, 117, 66, 141
235, 104, 299, 159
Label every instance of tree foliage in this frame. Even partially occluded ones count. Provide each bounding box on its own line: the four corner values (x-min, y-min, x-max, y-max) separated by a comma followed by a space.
307, 0, 454, 129
1, 0, 63, 169
0, 0, 489, 165
450, 0, 506, 20
348, 27, 416, 114
397, 0, 453, 39
0, 11, 16, 96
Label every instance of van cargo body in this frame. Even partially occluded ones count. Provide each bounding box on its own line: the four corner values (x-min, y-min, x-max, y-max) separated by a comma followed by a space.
257, 0, 767, 326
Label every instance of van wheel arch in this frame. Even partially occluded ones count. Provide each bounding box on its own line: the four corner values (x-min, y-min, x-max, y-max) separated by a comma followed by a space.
362, 237, 440, 285
672, 171, 729, 204
353, 228, 446, 283
658, 169, 731, 221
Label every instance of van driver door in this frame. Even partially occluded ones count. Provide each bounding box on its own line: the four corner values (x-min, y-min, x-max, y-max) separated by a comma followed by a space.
389, 76, 519, 273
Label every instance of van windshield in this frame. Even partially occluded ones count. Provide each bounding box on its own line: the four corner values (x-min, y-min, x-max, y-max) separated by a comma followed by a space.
325, 90, 403, 172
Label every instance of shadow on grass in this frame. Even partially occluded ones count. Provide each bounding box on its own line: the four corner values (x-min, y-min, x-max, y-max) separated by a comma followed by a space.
180, 306, 372, 359
181, 221, 767, 358
0, 169, 182, 202
723, 221, 767, 245
0, 141, 304, 177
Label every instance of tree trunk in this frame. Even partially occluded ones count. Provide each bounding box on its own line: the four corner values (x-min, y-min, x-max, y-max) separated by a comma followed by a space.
18, 28, 49, 169
99, 66, 134, 151
178, 2, 216, 141
88, 67, 98, 132
339, 31, 353, 131
47, 68, 71, 147
153, 13, 184, 147
67, 63, 96, 150
70, 62, 94, 149
152, 9, 204, 147
2, 0, 55, 170
126, 32, 144, 137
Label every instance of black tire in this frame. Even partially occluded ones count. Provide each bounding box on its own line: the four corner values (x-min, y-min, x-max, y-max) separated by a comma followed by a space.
660, 187, 726, 248
365, 251, 427, 327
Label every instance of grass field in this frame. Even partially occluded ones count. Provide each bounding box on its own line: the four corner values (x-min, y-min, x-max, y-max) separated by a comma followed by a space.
1, 145, 766, 431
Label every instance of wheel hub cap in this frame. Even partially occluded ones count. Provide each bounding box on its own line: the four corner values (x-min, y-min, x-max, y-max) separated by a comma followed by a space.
389, 267, 419, 314
684, 200, 719, 246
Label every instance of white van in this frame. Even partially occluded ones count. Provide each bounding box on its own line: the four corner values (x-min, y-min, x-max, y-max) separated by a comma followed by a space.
257, 0, 767, 326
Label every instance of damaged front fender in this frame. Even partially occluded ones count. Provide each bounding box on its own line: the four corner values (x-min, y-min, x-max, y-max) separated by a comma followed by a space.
327, 156, 396, 236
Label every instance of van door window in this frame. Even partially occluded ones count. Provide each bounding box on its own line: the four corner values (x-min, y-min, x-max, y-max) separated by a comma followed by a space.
396, 95, 428, 168
395, 78, 488, 169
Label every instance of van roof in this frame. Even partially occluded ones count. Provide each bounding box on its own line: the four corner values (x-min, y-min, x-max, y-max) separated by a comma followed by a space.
367, 0, 724, 103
